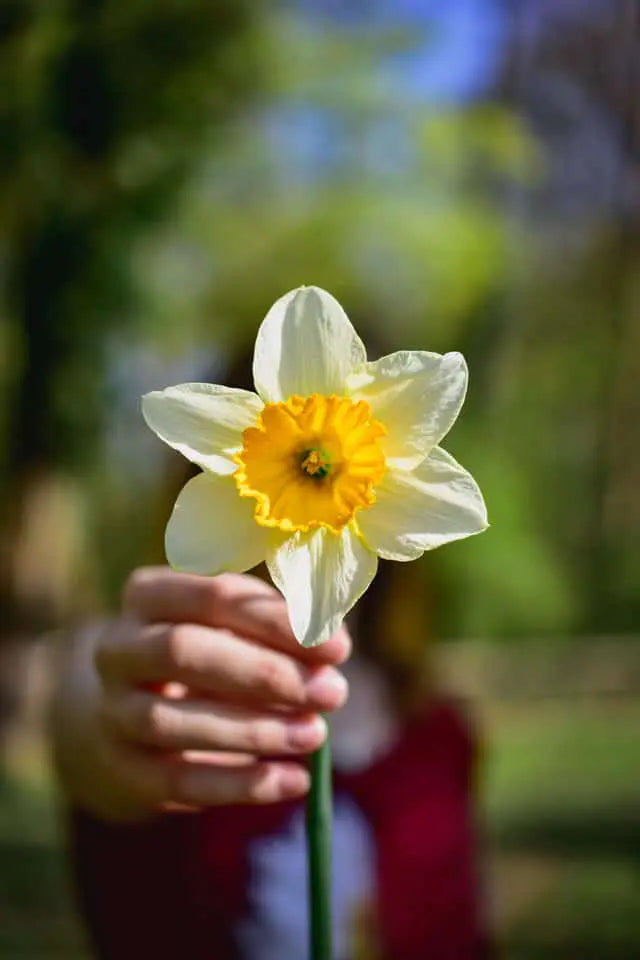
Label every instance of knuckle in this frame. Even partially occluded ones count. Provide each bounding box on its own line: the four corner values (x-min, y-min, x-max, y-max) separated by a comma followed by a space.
161, 624, 191, 672
196, 574, 237, 621
210, 573, 236, 601
123, 567, 154, 608
258, 604, 290, 640
245, 767, 275, 803
93, 626, 124, 682
244, 720, 279, 755
166, 761, 206, 807
143, 699, 174, 746
254, 656, 297, 701
199, 573, 233, 613
97, 690, 134, 741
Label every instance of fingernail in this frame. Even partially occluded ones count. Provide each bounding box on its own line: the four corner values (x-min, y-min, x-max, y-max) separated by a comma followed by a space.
305, 668, 348, 708
277, 766, 310, 798
286, 715, 327, 751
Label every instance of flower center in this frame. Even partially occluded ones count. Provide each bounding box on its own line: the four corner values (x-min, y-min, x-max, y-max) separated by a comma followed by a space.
300, 448, 331, 479
234, 394, 386, 533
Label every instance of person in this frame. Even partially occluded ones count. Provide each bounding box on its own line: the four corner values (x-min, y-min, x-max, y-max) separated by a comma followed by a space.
51, 563, 488, 959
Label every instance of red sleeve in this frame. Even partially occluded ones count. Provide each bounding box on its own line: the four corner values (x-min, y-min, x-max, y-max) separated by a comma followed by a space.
344, 700, 491, 960
66, 800, 295, 960
67, 809, 235, 960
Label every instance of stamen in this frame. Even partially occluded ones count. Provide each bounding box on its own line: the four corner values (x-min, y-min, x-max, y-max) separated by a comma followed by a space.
300, 448, 331, 479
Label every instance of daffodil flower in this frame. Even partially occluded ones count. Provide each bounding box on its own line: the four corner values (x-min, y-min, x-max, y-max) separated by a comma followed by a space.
142, 286, 488, 647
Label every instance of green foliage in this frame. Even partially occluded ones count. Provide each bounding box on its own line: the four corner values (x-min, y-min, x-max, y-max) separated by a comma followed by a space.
433, 447, 579, 639
0, 0, 263, 474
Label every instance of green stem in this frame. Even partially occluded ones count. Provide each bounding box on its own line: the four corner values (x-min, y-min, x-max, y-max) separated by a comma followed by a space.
307, 725, 333, 960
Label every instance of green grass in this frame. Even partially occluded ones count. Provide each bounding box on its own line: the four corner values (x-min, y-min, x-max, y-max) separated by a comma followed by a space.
507, 860, 640, 959
483, 700, 640, 958
485, 702, 640, 818
0, 775, 89, 959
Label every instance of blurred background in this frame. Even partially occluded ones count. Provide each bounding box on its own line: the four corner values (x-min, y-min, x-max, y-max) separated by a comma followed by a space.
0, 0, 639, 956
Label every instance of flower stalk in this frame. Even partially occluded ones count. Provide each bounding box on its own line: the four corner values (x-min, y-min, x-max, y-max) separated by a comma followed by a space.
307, 728, 333, 960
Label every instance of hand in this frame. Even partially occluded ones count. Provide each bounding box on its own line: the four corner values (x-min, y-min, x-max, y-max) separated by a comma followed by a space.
53, 567, 350, 820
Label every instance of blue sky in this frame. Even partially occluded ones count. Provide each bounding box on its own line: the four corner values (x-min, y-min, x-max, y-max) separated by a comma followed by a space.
298, 0, 508, 104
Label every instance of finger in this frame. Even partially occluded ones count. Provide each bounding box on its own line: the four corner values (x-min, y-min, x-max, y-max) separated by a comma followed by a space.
96, 622, 348, 712
116, 744, 311, 808
169, 758, 311, 806
101, 689, 327, 755
123, 567, 351, 665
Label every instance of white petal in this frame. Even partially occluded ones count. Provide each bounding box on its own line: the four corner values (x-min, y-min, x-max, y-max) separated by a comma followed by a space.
358, 447, 488, 561
165, 472, 269, 575
253, 286, 367, 403
346, 351, 468, 469
267, 525, 377, 647
142, 383, 263, 474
